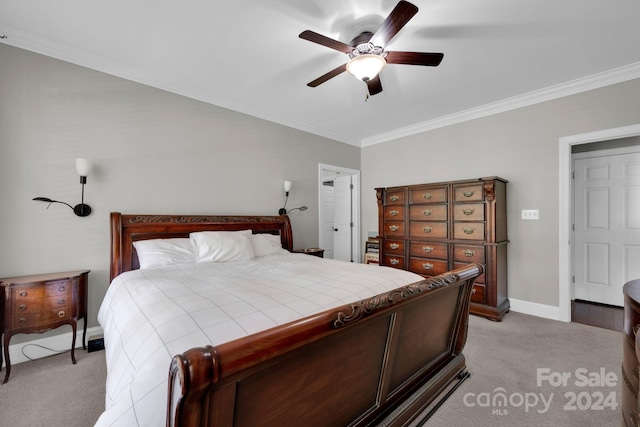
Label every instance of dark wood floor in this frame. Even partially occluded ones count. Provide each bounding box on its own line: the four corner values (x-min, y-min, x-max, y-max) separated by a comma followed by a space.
571, 299, 623, 332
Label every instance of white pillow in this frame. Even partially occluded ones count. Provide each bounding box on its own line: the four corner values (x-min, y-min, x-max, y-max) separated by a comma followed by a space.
133, 238, 196, 269
251, 233, 288, 257
190, 230, 255, 262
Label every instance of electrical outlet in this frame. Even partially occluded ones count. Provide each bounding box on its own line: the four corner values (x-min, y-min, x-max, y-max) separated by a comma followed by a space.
522, 209, 539, 220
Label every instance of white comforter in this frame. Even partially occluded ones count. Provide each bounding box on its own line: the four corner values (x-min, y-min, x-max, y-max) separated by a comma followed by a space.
95, 253, 423, 426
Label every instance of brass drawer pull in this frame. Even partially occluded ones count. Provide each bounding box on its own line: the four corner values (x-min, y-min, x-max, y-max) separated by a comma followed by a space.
463, 250, 475, 257
57, 310, 66, 318
59, 285, 66, 292
423, 226, 432, 233
422, 193, 433, 200
422, 209, 432, 216
19, 290, 27, 297
390, 209, 399, 216
390, 195, 399, 202
422, 263, 433, 270
463, 228, 475, 235
58, 299, 66, 305
389, 225, 399, 232
462, 208, 475, 215
422, 246, 434, 253
389, 258, 400, 266
389, 243, 400, 250
18, 317, 26, 325
19, 304, 26, 311
463, 191, 475, 198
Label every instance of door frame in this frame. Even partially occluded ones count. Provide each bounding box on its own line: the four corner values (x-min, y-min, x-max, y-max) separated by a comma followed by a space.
559, 124, 640, 321
318, 164, 361, 263
572, 146, 640, 306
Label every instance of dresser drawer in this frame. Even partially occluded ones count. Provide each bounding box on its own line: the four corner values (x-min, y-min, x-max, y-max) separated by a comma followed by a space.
471, 283, 486, 304
410, 187, 447, 204
383, 221, 405, 238
454, 184, 484, 202
409, 222, 448, 239
12, 306, 71, 329
383, 255, 405, 269
409, 258, 448, 276
384, 206, 405, 220
453, 245, 485, 263
385, 189, 406, 205
12, 285, 44, 301
384, 239, 405, 255
409, 204, 447, 221
13, 294, 69, 313
410, 241, 448, 260
453, 223, 485, 240
453, 203, 485, 221
44, 280, 72, 297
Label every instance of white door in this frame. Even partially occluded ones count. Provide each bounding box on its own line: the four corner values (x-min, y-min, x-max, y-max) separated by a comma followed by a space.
322, 182, 335, 259
574, 151, 640, 306
333, 175, 352, 262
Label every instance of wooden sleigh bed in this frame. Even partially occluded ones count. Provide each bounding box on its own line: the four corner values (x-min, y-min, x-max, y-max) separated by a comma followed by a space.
108, 212, 482, 427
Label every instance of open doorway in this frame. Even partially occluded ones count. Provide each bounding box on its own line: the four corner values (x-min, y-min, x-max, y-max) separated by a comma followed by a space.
318, 164, 361, 263
559, 124, 640, 322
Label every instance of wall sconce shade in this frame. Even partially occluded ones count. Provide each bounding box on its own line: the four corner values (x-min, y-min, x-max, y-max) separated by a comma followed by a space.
279, 180, 307, 215
33, 158, 93, 217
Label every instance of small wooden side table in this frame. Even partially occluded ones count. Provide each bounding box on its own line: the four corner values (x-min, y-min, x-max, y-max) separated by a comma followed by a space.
293, 248, 325, 258
0, 270, 89, 384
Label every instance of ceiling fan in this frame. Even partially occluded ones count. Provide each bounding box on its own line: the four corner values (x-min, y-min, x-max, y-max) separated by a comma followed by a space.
299, 0, 443, 96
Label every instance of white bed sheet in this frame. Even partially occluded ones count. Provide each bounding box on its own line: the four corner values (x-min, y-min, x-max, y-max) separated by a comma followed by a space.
95, 253, 423, 426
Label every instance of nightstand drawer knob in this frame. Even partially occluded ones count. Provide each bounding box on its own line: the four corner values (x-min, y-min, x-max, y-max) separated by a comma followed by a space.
19, 304, 26, 311
19, 290, 27, 297
58, 285, 66, 292
18, 317, 26, 325
57, 310, 66, 318
423, 226, 432, 233
58, 299, 65, 305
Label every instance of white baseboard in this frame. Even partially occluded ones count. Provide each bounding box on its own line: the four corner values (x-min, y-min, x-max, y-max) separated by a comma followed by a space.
6, 326, 104, 365
508, 298, 570, 323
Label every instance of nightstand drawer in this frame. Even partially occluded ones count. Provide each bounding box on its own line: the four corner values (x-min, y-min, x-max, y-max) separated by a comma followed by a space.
12, 307, 71, 329
13, 295, 69, 313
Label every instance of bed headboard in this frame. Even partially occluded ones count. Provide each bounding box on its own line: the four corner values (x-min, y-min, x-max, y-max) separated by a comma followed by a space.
109, 212, 293, 281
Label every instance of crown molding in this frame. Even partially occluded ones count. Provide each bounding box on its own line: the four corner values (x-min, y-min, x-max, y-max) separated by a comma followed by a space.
360, 62, 640, 147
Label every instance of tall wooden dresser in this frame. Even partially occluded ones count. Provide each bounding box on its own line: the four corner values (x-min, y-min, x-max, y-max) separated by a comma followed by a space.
376, 177, 509, 321
623, 278, 640, 426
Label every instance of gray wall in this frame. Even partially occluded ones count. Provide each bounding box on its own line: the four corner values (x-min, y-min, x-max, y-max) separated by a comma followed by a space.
0, 44, 360, 339
362, 78, 640, 307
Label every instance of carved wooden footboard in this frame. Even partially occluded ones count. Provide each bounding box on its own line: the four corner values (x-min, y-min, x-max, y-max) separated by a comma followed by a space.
167, 264, 482, 427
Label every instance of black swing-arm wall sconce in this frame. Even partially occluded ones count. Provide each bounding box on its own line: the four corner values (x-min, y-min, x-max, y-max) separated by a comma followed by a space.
33, 158, 93, 217
278, 180, 307, 215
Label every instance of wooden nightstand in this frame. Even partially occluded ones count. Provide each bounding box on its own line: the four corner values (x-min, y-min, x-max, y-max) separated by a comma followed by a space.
293, 248, 325, 258
0, 270, 89, 384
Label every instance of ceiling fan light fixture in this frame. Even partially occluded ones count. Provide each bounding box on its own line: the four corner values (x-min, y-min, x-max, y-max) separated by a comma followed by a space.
346, 54, 386, 82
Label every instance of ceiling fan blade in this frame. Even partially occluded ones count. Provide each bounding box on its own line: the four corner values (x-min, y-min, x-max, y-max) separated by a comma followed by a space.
307, 63, 347, 87
370, 1, 419, 47
299, 30, 353, 53
366, 75, 383, 95
385, 51, 444, 66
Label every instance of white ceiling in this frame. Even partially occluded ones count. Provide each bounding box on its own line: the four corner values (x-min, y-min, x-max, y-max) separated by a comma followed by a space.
1, 0, 640, 147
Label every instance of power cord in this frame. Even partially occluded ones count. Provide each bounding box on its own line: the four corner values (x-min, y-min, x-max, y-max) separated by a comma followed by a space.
21, 343, 69, 361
